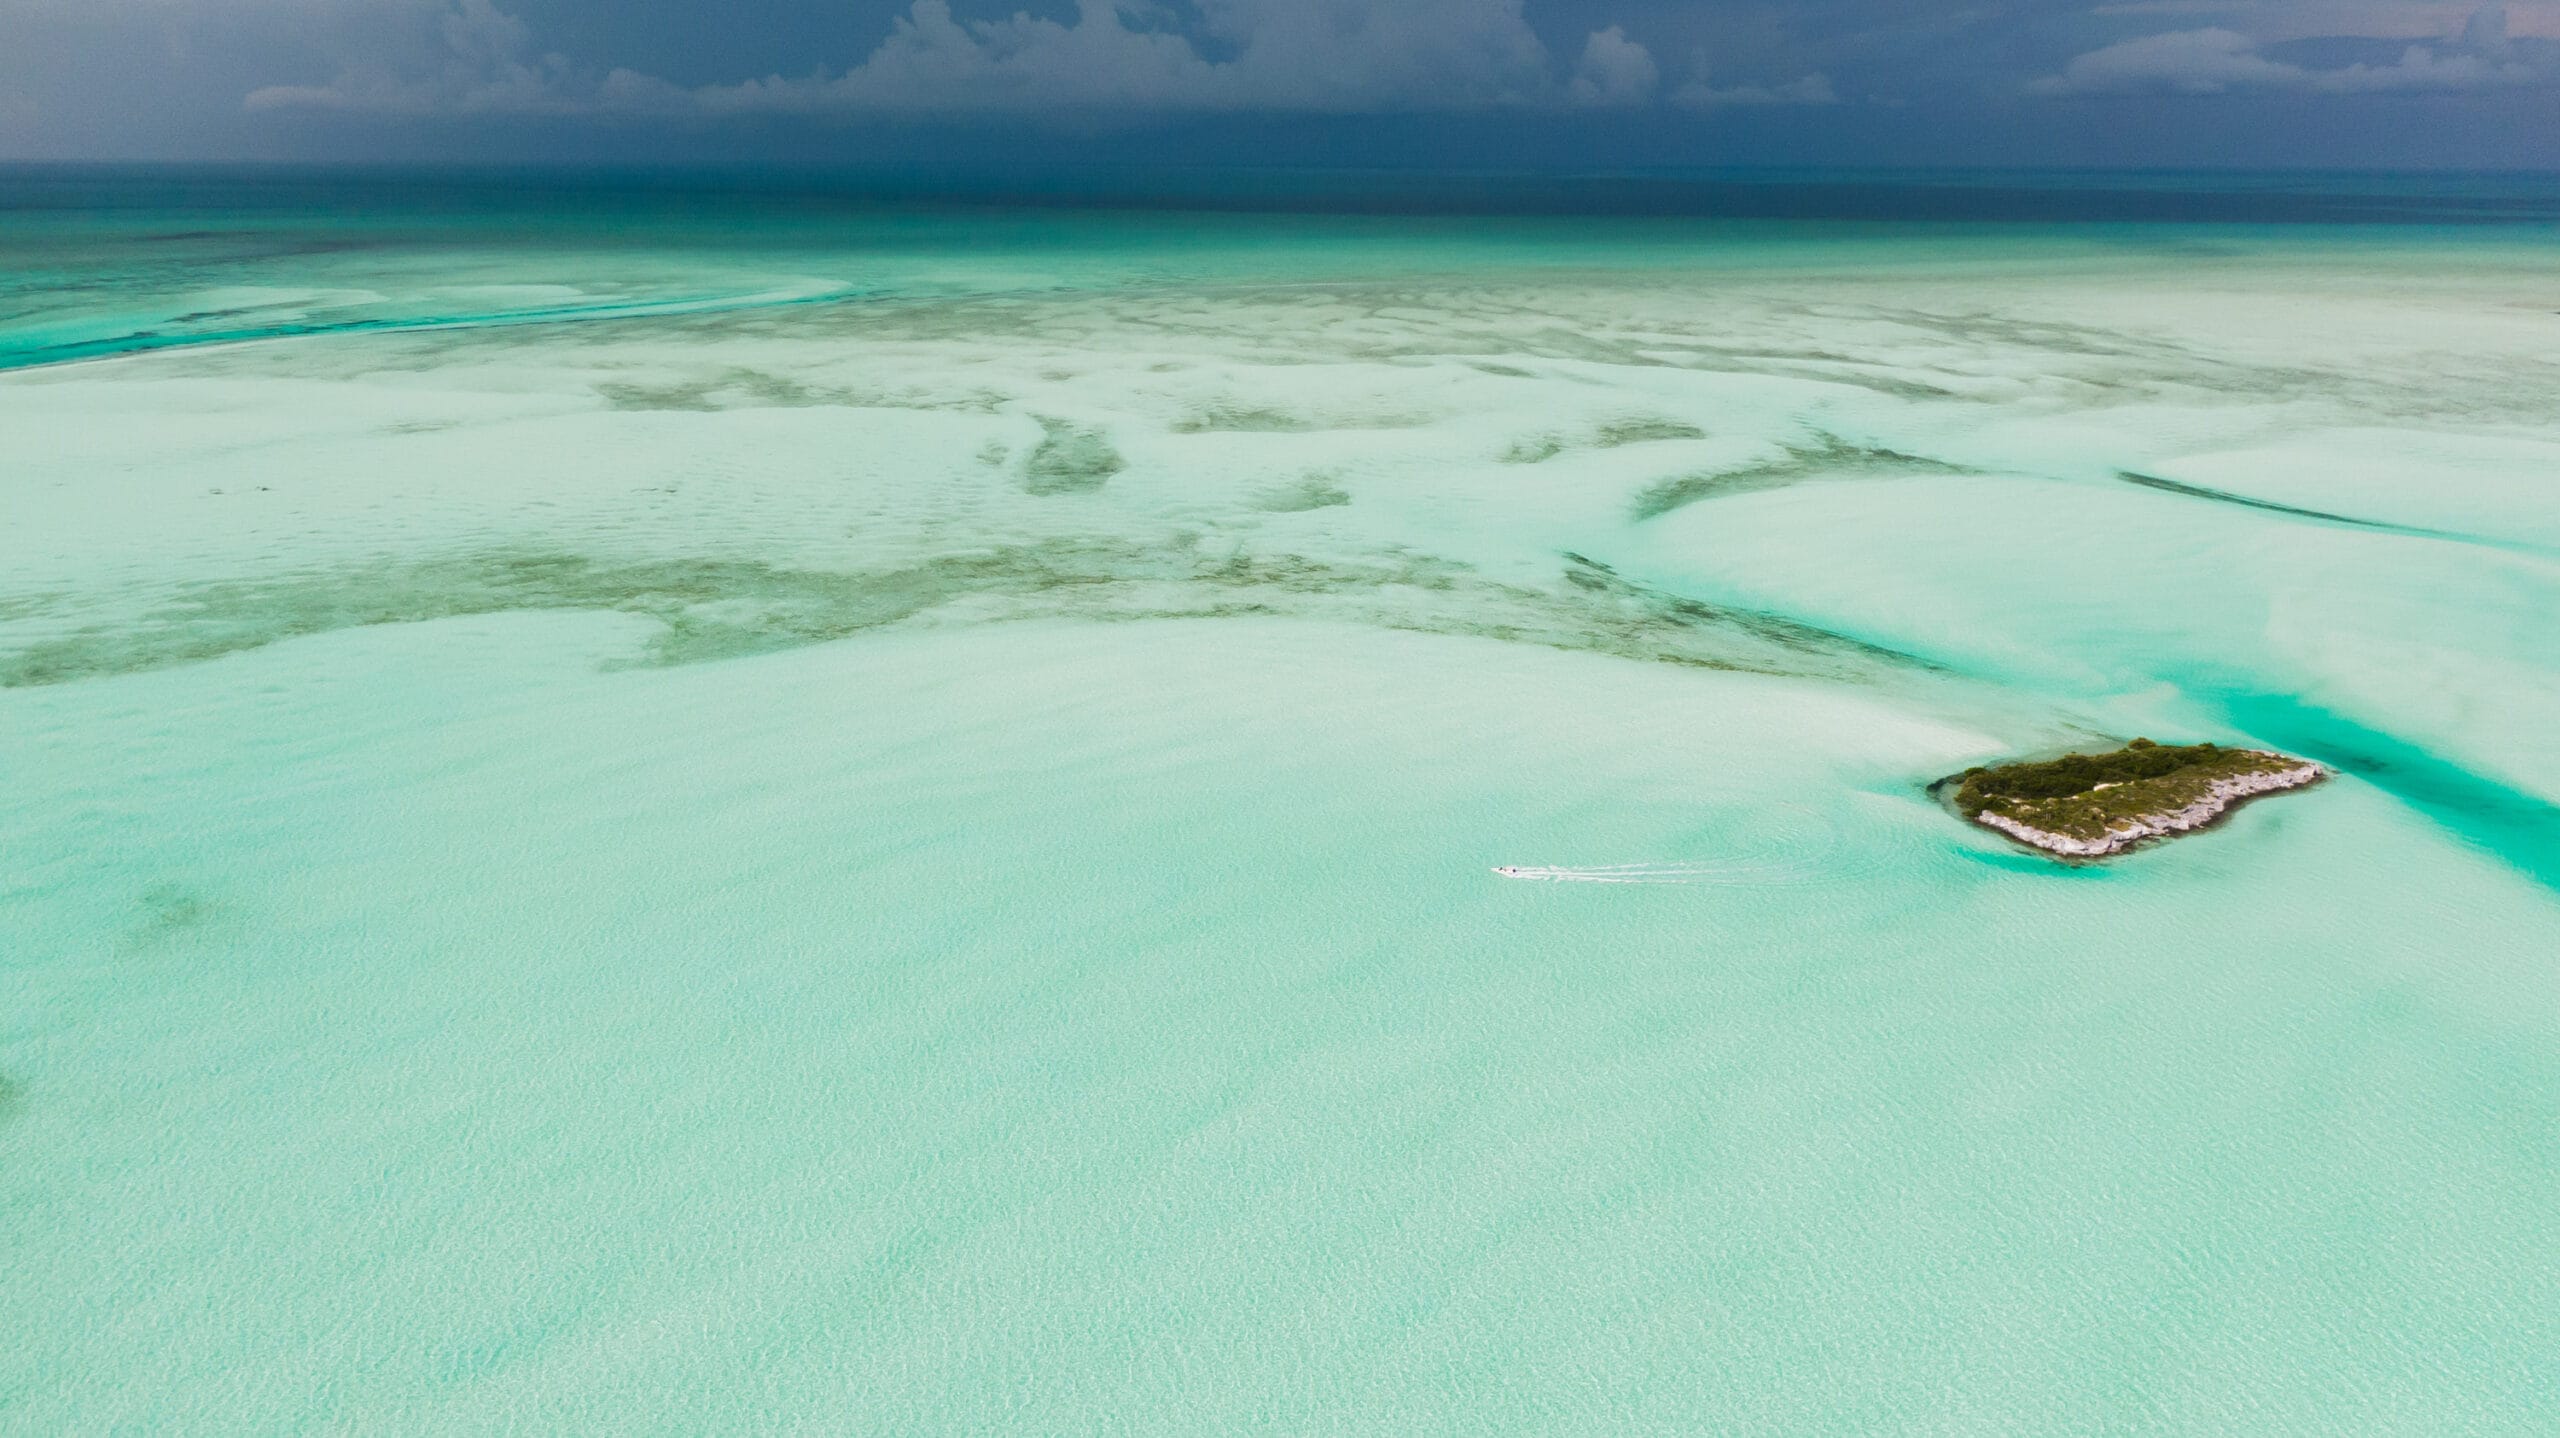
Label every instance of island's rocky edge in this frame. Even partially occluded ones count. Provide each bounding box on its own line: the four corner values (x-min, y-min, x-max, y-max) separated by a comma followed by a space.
1940, 739, 2330, 859
1969, 760, 2328, 856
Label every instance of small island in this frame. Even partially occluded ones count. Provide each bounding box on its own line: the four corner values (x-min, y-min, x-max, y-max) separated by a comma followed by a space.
1940, 738, 2328, 858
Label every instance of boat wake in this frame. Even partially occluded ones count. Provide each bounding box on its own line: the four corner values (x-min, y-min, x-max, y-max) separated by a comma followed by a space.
1491, 858, 1840, 886
1492, 863, 1741, 884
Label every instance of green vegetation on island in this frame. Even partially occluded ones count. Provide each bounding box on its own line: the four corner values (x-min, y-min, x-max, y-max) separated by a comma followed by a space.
1943, 738, 2326, 855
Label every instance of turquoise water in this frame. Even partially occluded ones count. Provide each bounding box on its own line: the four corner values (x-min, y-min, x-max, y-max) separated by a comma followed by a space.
4, 171, 2558, 1431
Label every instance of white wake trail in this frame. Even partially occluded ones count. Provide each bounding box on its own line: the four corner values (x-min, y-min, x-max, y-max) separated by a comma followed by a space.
1493, 863, 1753, 884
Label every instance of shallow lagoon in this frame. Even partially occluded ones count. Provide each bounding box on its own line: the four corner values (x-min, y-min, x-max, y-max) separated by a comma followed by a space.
4, 174, 2557, 1431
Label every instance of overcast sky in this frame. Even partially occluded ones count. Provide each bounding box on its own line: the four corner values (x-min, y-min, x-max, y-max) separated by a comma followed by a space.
5, 0, 2557, 168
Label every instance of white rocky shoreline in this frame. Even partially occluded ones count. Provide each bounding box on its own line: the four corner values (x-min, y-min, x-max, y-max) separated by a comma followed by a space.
1972, 760, 2331, 858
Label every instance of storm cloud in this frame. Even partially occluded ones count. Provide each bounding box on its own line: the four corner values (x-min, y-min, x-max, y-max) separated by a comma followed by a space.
2, 0, 2555, 165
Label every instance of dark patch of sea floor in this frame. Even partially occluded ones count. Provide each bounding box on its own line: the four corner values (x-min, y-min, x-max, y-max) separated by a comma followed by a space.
1632, 434, 1970, 521
2115, 470, 2525, 551
0, 539, 1940, 690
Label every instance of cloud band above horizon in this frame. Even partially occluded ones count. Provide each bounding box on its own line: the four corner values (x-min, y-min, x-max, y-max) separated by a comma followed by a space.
2, 0, 2554, 165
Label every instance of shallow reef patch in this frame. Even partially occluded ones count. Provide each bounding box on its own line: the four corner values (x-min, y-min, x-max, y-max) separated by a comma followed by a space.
596, 367, 1000, 415
1501, 433, 1569, 464
1500, 416, 1707, 465
1252, 475, 1354, 513
1172, 403, 1313, 434
126, 882, 219, 947
1022, 418, 1126, 495
1632, 433, 1968, 521
1593, 417, 1707, 448
1173, 401, 1425, 434
1554, 552, 1935, 674
3, 533, 1939, 690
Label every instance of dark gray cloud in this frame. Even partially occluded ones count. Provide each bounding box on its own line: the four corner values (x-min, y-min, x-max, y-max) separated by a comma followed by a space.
1, 0, 2553, 165
231, 0, 1689, 116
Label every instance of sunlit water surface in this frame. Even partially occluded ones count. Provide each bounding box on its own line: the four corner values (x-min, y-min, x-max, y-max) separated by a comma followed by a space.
4, 170, 2557, 1432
